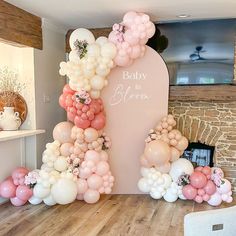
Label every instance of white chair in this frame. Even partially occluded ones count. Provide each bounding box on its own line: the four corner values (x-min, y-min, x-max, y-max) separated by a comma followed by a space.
184, 206, 236, 236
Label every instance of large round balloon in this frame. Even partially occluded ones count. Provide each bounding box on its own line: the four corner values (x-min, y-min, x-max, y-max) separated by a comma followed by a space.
53, 122, 74, 144
144, 140, 171, 166
190, 172, 207, 189
69, 28, 95, 50
169, 158, 194, 182
51, 178, 77, 205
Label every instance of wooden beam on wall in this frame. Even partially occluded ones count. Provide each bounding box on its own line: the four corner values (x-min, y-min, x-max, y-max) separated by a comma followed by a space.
66, 28, 111, 52
0, 1, 42, 49
169, 85, 236, 102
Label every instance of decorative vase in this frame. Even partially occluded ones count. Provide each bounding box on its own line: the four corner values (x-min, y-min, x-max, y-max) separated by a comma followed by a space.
0, 107, 21, 131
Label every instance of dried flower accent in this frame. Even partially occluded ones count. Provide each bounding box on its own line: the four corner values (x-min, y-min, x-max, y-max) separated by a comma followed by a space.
74, 40, 88, 59
100, 133, 112, 150
0, 67, 26, 107
145, 129, 157, 143
177, 174, 190, 186
24, 170, 40, 188
112, 23, 125, 43
75, 90, 91, 104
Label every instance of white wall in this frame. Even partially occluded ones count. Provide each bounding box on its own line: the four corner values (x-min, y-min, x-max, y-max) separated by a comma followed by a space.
34, 20, 66, 167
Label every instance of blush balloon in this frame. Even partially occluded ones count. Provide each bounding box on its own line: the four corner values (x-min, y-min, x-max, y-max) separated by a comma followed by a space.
53, 121, 74, 143
0, 179, 16, 198
91, 112, 106, 130
84, 189, 100, 204
77, 179, 88, 194
204, 180, 216, 195
87, 174, 103, 190
182, 185, 197, 200
16, 185, 33, 201
10, 197, 27, 207
190, 172, 207, 189
96, 161, 110, 176
60, 143, 73, 156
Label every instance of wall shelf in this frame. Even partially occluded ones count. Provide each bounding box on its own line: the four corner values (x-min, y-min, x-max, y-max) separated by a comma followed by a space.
0, 129, 45, 142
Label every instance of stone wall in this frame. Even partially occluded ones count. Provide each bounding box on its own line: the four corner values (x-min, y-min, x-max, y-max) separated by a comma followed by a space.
168, 100, 236, 191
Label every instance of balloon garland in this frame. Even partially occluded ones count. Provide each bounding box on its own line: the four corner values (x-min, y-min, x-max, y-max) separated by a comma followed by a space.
138, 115, 233, 206
0, 11, 156, 206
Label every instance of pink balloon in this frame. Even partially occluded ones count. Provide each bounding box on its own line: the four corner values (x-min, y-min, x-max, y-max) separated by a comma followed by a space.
91, 112, 106, 130
77, 179, 88, 194
190, 172, 207, 189
0, 179, 16, 198
63, 84, 74, 95
114, 55, 130, 67
195, 166, 203, 172
182, 185, 197, 200
16, 185, 33, 201
12, 167, 28, 180
195, 195, 203, 204
202, 166, 211, 176
203, 194, 210, 202
207, 192, 222, 206
84, 189, 100, 204
123, 11, 137, 26
76, 194, 84, 200
197, 189, 205, 196
96, 161, 110, 176
60, 143, 73, 156
85, 150, 100, 164
204, 180, 216, 195
226, 196, 233, 203
130, 45, 141, 59
87, 174, 103, 190
53, 121, 74, 143
10, 196, 27, 206
59, 94, 66, 108
123, 30, 139, 45
74, 116, 90, 129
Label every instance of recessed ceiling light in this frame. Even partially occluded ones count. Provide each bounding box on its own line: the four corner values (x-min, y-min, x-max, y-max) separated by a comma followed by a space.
177, 14, 190, 18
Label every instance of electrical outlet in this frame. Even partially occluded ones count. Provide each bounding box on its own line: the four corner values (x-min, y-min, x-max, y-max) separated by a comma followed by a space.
212, 224, 223, 231
43, 94, 51, 103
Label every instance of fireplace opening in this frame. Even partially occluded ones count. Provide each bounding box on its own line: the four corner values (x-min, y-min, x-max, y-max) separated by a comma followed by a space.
182, 142, 215, 167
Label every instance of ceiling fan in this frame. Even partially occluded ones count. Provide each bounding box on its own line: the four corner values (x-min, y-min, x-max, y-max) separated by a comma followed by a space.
189, 46, 206, 61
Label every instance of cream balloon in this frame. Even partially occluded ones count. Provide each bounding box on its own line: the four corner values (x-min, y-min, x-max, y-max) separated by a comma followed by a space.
69, 28, 95, 50
33, 184, 50, 199
54, 157, 68, 172
169, 158, 194, 182
84, 128, 99, 142
43, 194, 57, 206
51, 178, 77, 205
90, 75, 105, 90
28, 196, 43, 205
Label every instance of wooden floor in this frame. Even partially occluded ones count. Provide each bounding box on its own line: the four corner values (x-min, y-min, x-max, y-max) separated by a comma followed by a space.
0, 195, 235, 236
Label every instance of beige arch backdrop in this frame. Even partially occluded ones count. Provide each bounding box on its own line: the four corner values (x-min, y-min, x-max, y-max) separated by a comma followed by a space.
102, 46, 169, 194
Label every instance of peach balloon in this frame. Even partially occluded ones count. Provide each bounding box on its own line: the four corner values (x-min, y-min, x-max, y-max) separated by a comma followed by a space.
170, 147, 181, 162
140, 155, 151, 168
53, 122, 74, 144
60, 143, 73, 156
144, 140, 171, 166
155, 162, 171, 174
175, 136, 188, 151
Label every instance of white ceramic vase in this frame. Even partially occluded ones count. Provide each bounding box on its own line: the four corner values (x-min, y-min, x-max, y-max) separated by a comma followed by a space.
0, 107, 21, 131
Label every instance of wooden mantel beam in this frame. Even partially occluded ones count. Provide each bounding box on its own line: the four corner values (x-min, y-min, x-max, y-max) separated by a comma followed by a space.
0, 1, 42, 49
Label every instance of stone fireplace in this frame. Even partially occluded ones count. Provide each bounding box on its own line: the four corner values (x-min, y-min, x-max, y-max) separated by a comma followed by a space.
169, 85, 236, 191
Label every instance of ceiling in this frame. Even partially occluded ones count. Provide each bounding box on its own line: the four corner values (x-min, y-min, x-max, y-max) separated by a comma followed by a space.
6, 0, 236, 29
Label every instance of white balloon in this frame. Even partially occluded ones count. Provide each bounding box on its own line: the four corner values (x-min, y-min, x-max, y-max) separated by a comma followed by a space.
69, 28, 95, 50
138, 178, 150, 193
140, 167, 150, 177
33, 184, 50, 199
101, 42, 117, 58
54, 157, 68, 172
51, 178, 77, 205
90, 75, 105, 90
163, 189, 178, 202
162, 174, 172, 188
96, 36, 108, 46
90, 90, 100, 99
150, 190, 162, 199
28, 196, 43, 205
169, 158, 194, 182
87, 44, 100, 57
43, 194, 57, 206
69, 50, 80, 63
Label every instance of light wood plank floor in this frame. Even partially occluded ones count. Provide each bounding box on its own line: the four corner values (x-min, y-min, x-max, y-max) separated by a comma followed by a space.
0, 194, 235, 236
